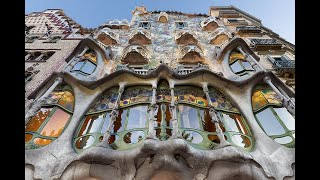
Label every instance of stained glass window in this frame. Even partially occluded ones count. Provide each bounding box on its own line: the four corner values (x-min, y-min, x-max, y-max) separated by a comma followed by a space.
88, 87, 119, 113
252, 85, 295, 147
71, 49, 97, 76
120, 86, 152, 107
25, 84, 74, 150
175, 86, 208, 107
229, 52, 254, 76
208, 87, 239, 112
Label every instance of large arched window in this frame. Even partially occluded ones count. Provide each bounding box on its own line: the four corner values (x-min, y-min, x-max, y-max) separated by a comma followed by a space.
71, 49, 97, 77
229, 51, 254, 77
74, 87, 119, 152
25, 84, 74, 150
208, 86, 252, 149
110, 86, 152, 149
252, 85, 295, 147
175, 86, 217, 149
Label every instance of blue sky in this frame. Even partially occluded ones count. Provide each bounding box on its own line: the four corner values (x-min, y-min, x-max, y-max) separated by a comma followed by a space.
26, 0, 295, 44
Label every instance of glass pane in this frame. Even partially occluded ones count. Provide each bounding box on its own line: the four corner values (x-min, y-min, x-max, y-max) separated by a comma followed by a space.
113, 109, 127, 133
182, 130, 203, 144
123, 131, 145, 144
179, 105, 200, 130
208, 135, 220, 144
255, 108, 286, 136
126, 106, 148, 130
75, 135, 95, 149
71, 61, 84, 71
58, 91, 74, 111
242, 61, 254, 71
155, 104, 162, 128
156, 89, 172, 102
230, 61, 244, 73
200, 109, 216, 132
274, 136, 293, 144
26, 108, 53, 132
25, 134, 33, 143
78, 114, 104, 137
274, 108, 295, 131
229, 53, 245, 63
81, 61, 96, 74
261, 90, 282, 105
221, 113, 247, 134
101, 112, 111, 133
252, 91, 268, 111
231, 134, 251, 148
83, 51, 97, 63
163, 103, 172, 127
47, 91, 64, 104
108, 134, 119, 144
40, 108, 70, 137
33, 138, 52, 146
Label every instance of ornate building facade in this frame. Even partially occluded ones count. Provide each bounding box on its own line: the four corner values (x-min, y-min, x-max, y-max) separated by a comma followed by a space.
25, 6, 295, 180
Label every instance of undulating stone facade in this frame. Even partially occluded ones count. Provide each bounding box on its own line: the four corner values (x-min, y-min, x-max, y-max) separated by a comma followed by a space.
25, 6, 295, 180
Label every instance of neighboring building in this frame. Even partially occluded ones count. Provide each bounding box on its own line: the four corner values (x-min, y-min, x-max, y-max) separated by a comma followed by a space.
25, 6, 295, 180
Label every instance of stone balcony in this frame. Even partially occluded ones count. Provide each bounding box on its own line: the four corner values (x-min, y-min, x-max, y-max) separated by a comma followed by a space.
236, 26, 261, 34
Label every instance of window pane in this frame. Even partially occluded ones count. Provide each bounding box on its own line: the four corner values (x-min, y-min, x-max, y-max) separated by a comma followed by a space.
179, 105, 200, 130
274, 108, 295, 131
200, 109, 216, 132
241, 61, 254, 71
221, 113, 247, 134
274, 136, 293, 144
230, 61, 244, 73
75, 135, 95, 149
72, 61, 84, 71
81, 61, 96, 74
252, 91, 268, 111
163, 103, 172, 127
182, 130, 203, 144
126, 106, 148, 130
26, 108, 53, 132
40, 108, 70, 137
113, 109, 127, 133
25, 134, 33, 143
231, 134, 251, 148
58, 91, 75, 111
33, 138, 52, 146
101, 112, 111, 133
255, 108, 286, 136
78, 114, 104, 137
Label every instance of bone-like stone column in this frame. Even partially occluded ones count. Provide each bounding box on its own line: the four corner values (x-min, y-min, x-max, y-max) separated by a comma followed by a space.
203, 84, 230, 146
25, 77, 63, 123
263, 76, 295, 116
170, 84, 180, 138
101, 85, 124, 146
147, 84, 157, 139
237, 46, 265, 71
64, 46, 89, 71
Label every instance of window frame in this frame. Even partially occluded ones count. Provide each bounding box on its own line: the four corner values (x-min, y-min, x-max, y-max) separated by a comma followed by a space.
71, 58, 97, 76
138, 21, 151, 29
25, 85, 74, 150
252, 87, 295, 147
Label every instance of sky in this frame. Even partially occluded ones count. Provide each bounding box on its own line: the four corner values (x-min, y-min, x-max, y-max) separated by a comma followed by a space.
25, 0, 295, 44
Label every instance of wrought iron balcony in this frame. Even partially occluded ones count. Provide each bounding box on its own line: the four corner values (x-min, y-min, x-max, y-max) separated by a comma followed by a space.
250, 38, 282, 51
116, 64, 150, 75
273, 60, 295, 70
176, 64, 209, 75
236, 26, 261, 33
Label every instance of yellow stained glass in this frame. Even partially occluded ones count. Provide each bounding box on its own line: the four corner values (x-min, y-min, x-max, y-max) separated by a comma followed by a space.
25, 134, 33, 143
25, 108, 52, 132
40, 108, 70, 137
252, 91, 268, 111
83, 52, 97, 63
261, 90, 282, 105
229, 53, 245, 64
33, 138, 52, 146
58, 90, 75, 111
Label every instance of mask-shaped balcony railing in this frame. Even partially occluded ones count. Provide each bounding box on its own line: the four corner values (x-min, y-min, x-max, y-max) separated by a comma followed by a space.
122, 45, 149, 60
116, 64, 150, 75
